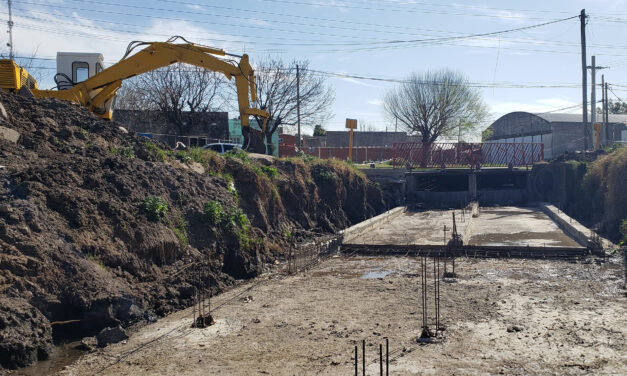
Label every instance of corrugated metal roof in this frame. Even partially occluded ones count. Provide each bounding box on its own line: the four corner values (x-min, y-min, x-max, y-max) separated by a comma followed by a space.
533, 112, 627, 123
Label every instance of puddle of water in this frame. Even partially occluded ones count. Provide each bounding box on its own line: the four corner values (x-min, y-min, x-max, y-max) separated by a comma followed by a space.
11, 341, 85, 376
361, 270, 392, 279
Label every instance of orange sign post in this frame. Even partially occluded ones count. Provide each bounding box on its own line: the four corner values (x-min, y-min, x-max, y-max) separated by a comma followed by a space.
346, 118, 357, 161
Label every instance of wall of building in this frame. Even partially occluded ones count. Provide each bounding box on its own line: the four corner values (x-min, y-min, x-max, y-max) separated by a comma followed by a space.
304, 131, 417, 148
278, 134, 297, 157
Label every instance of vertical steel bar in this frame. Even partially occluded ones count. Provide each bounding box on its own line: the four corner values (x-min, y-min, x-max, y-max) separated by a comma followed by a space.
355, 345, 358, 376
386, 337, 389, 376
380, 343, 383, 376
433, 256, 437, 335
362, 340, 366, 376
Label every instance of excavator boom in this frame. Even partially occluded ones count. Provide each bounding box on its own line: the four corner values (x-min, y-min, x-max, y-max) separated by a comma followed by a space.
0, 37, 270, 152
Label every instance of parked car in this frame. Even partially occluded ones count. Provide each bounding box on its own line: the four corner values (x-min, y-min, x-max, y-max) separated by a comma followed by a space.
202, 143, 241, 154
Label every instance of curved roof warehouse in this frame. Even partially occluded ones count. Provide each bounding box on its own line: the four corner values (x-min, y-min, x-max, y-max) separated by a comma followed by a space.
484, 112, 627, 159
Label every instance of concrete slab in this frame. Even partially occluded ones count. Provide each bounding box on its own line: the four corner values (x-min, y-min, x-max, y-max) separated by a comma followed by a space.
350, 208, 470, 245
468, 206, 580, 247
350, 206, 581, 248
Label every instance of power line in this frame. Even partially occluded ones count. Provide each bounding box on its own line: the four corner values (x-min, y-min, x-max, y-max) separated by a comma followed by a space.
13, 1, 580, 47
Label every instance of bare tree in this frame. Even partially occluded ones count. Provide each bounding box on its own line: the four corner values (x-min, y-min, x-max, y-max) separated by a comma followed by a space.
383, 70, 488, 143
357, 118, 378, 132
251, 58, 334, 154
115, 63, 228, 135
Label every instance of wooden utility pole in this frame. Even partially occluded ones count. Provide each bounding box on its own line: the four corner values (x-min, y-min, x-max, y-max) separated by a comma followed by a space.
580, 9, 588, 150
296, 64, 301, 151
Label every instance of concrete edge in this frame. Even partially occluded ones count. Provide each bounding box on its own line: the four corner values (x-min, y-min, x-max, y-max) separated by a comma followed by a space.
340, 206, 406, 244
539, 202, 616, 250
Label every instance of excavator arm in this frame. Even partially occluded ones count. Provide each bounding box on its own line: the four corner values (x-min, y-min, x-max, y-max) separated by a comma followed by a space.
28, 38, 270, 151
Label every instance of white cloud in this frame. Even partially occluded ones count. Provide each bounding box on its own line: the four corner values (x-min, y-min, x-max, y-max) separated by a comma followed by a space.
186, 4, 203, 10
333, 74, 381, 88
489, 97, 579, 117
368, 99, 383, 106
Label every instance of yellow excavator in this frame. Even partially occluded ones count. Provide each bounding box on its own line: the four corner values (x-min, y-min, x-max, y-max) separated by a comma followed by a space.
0, 36, 269, 152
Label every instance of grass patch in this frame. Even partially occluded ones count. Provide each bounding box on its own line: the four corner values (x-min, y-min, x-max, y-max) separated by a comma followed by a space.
143, 196, 168, 222
111, 146, 135, 159
145, 141, 169, 162
87, 253, 106, 269
172, 216, 188, 248
176, 147, 219, 167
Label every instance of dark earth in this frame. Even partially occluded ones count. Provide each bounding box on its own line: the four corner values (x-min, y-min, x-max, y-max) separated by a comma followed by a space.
0, 91, 384, 371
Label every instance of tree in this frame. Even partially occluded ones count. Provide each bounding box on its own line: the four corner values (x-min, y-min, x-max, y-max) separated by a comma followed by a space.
251, 58, 334, 154
383, 70, 488, 143
357, 118, 378, 132
115, 63, 228, 135
608, 100, 627, 114
313, 124, 327, 136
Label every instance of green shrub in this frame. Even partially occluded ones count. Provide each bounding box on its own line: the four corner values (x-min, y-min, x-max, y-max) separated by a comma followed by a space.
260, 165, 278, 179
143, 196, 168, 221
145, 141, 168, 162
203, 200, 225, 224
620, 219, 627, 245
121, 147, 135, 159
225, 208, 249, 229
316, 168, 337, 182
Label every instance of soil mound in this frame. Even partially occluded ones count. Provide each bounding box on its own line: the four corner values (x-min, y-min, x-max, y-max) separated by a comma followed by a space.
0, 92, 383, 370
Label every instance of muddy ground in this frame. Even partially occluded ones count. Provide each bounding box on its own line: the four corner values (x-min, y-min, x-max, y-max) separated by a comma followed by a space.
56, 254, 626, 375
0, 92, 383, 370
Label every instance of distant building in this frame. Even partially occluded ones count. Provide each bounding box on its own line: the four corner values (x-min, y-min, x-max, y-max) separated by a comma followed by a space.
303, 131, 418, 148
114, 110, 230, 147
278, 134, 297, 157
484, 112, 627, 159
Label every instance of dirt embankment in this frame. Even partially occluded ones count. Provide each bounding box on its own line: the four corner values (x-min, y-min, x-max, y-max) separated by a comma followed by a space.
0, 92, 384, 370
530, 147, 627, 243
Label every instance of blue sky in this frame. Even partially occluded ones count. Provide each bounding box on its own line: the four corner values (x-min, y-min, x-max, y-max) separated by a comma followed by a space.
3, 0, 627, 138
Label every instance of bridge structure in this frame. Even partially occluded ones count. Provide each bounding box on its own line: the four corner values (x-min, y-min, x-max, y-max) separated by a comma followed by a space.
392, 142, 544, 169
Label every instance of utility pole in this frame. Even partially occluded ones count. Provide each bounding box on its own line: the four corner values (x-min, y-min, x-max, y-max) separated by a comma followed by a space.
602, 74, 606, 145
605, 80, 610, 143
587, 56, 607, 149
604, 81, 609, 124
580, 9, 588, 150
7, 0, 14, 61
296, 64, 301, 151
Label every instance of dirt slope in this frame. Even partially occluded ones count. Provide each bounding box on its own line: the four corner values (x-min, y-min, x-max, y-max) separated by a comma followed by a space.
530, 147, 627, 242
0, 92, 383, 370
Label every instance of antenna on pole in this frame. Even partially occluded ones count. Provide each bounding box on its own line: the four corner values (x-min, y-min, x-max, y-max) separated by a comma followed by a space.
7, 0, 14, 60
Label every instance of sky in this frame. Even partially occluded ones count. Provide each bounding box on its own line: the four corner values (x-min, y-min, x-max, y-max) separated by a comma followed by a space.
3, 0, 627, 139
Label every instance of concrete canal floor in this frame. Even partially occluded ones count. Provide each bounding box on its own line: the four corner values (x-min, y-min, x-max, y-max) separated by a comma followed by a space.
56, 255, 626, 376
352, 206, 582, 248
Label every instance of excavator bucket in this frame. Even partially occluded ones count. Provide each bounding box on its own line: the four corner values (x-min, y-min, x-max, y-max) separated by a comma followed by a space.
242, 127, 267, 154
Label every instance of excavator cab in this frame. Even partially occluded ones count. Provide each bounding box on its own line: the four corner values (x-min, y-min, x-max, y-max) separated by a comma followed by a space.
55, 52, 105, 90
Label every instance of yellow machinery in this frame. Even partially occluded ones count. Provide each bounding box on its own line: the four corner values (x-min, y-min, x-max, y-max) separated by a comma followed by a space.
0, 36, 269, 152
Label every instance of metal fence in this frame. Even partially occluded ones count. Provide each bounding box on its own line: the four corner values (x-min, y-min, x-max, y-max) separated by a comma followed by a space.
392, 142, 544, 169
